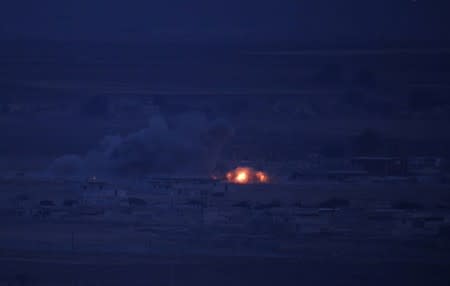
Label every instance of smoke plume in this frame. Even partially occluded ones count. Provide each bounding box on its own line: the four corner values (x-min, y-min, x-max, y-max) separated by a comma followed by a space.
50, 112, 233, 177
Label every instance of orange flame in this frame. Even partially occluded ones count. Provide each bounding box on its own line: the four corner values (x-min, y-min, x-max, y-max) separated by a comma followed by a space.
255, 171, 268, 183
226, 167, 269, 184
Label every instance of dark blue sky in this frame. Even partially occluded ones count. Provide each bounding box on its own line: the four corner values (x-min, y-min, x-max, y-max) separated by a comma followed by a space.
1, 0, 449, 44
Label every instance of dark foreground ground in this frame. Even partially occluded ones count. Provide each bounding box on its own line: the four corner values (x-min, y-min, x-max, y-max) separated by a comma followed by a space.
1, 251, 450, 286
2, 179, 450, 285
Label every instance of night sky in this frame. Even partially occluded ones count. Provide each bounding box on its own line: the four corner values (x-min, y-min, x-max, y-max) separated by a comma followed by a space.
1, 1, 449, 44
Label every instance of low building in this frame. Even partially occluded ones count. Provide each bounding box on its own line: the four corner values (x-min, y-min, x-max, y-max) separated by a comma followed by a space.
82, 188, 127, 206
409, 156, 443, 170
81, 177, 127, 206
351, 156, 408, 176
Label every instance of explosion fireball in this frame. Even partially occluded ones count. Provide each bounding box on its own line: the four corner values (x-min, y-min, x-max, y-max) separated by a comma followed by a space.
226, 167, 269, 184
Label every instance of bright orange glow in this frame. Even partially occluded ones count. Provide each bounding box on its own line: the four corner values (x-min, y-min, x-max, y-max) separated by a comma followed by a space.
235, 170, 249, 183
255, 171, 268, 183
225, 167, 269, 184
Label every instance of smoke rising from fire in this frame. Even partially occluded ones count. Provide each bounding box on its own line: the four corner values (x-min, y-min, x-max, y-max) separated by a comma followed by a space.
50, 112, 233, 177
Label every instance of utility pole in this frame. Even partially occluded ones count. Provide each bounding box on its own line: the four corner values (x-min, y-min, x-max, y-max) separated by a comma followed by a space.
71, 231, 75, 251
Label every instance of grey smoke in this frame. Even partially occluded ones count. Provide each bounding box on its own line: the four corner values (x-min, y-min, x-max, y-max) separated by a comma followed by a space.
50, 154, 84, 176
50, 112, 233, 177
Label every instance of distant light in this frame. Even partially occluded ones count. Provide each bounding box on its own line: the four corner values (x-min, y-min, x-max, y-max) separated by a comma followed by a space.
226, 167, 269, 184
235, 171, 248, 183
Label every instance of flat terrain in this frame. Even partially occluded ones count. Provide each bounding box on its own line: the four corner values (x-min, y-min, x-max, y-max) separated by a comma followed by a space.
1, 251, 450, 286
1, 177, 450, 285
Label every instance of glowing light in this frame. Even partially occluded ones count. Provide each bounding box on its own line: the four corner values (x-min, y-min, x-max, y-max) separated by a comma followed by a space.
255, 171, 268, 183
225, 167, 269, 184
235, 171, 248, 183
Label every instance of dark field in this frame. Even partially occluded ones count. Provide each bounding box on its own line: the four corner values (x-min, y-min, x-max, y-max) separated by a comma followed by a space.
2, 252, 450, 286
1, 178, 450, 285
